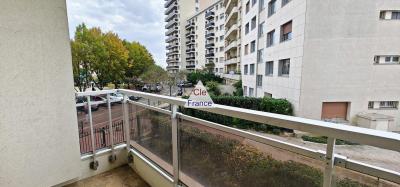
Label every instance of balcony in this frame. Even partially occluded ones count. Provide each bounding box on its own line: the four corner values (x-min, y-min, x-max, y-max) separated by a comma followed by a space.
225, 7, 238, 27
165, 35, 178, 43
205, 11, 215, 20
164, 10, 177, 22
164, 2, 177, 15
205, 22, 215, 30
185, 56, 195, 61
186, 39, 195, 45
205, 42, 215, 48
185, 31, 195, 37
205, 32, 215, 39
186, 48, 195, 53
165, 18, 178, 29
225, 40, 237, 52
186, 64, 196, 69
225, 0, 238, 16
72, 90, 400, 187
185, 22, 195, 29
165, 26, 178, 36
164, 0, 176, 8
225, 23, 238, 40
205, 53, 215, 58
166, 65, 179, 69
225, 57, 238, 65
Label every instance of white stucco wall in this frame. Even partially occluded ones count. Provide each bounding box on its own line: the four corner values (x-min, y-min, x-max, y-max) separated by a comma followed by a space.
300, 0, 400, 128
0, 0, 81, 186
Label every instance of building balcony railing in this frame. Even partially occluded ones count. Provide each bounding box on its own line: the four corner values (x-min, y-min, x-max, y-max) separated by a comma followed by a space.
205, 11, 215, 20
75, 90, 400, 187
186, 39, 195, 45
165, 19, 178, 29
185, 56, 195, 60
185, 31, 195, 37
225, 57, 238, 65
185, 48, 195, 53
205, 43, 215, 48
205, 53, 215, 58
205, 22, 215, 30
166, 65, 179, 69
164, 0, 177, 8
186, 64, 196, 69
166, 26, 178, 36
225, 40, 237, 52
166, 43, 178, 49
165, 35, 178, 43
185, 22, 195, 29
225, 23, 238, 39
164, 2, 177, 15
205, 32, 215, 39
165, 10, 178, 22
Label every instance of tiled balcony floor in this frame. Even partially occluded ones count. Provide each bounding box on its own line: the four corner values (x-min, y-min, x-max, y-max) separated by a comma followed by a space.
65, 165, 149, 187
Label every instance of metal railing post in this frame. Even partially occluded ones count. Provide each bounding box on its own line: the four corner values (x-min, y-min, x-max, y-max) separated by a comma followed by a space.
171, 104, 179, 186
123, 95, 131, 149
87, 96, 98, 170
107, 94, 116, 162
323, 137, 336, 187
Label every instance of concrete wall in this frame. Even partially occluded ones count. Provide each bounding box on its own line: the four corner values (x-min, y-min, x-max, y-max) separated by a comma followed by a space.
0, 0, 81, 186
300, 0, 400, 127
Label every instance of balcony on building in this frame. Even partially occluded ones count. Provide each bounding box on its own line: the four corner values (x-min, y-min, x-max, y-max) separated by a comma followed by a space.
186, 64, 196, 69
165, 34, 178, 43
164, 0, 177, 8
186, 39, 195, 45
165, 18, 178, 29
164, 1, 177, 15
185, 21, 195, 30
226, 7, 238, 27
165, 10, 178, 22
166, 26, 178, 36
205, 10, 215, 20
205, 32, 215, 39
205, 22, 215, 30
185, 30, 195, 37
225, 0, 238, 16
205, 42, 215, 49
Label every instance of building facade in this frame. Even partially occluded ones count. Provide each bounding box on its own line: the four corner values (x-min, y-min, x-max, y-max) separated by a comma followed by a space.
165, 0, 219, 73
241, 0, 400, 131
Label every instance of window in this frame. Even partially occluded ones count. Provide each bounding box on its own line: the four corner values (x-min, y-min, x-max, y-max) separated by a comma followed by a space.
278, 59, 290, 76
256, 75, 263, 87
244, 65, 249, 74
250, 64, 255, 75
368, 101, 374, 109
259, 22, 265, 37
379, 101, 398, 109
249, 88, 254, 97
265, 61, 273, 75
220, 13, 224, 19
251, 16, 257, 30
220, 25, 223, 30
219, 68, 223, 72
282, 0, 291, 7
392, 12, 400, 19
246, 1, 250, 13
374, 55, 400, 64
245, 44, 249, 55
380, 11, 400, 20
244, 86, 248, 96
257, 49, 264, 63
280, 21, 292, 42
245, 23, 250, 34
220, 35, 224, 40
267, 29, 275, 47
252, 0, 257, 7
216, 58, 219, 62
259, 0, 266, 11
250, 40, 256, 53
268, 0, 276, 17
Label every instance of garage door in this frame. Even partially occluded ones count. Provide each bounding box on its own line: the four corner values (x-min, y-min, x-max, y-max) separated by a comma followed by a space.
321, 102, 348, 120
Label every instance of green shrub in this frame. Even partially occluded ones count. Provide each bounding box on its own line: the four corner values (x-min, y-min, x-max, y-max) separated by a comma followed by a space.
232, 80, 244, 96
180, 96, 294, 133
187, 71, 223, 84
205, 81, 221, 96
301, 136, 359, 145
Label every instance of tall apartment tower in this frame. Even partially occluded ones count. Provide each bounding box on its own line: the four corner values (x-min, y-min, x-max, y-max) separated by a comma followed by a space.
241, 0, 400, 131
184, 1, 226, 72
165, 0, 217, 73
223, 0, 243, 84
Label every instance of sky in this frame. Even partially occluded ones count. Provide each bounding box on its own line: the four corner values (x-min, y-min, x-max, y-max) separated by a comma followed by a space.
66, 0, 167, 68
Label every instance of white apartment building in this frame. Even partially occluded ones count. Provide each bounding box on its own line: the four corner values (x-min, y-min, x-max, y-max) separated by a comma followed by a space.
241, 0, 400, 132
165, 0, 218, 73
184, 1, 226, 72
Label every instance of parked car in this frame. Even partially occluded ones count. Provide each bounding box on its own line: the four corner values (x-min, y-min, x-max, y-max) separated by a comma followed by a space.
109, 93, 123, 103
177, 81, 193, 88
76, 96, 101, 112
129, 95, 142, 101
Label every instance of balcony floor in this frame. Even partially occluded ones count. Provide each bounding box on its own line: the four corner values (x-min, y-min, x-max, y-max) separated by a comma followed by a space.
65, 165, 149, 187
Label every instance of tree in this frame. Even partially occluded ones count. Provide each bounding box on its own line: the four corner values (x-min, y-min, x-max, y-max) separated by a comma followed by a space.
124, 41, 155, 88
140, 65, 168, 85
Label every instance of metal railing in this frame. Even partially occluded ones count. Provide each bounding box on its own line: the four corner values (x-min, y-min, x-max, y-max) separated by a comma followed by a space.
76, 89, 400, 187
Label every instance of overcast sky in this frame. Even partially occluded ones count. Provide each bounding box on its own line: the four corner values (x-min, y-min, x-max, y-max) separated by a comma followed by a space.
66, 0, 167, 68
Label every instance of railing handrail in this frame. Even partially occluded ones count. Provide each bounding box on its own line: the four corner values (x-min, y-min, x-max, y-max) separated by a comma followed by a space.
117, 89, 400, 153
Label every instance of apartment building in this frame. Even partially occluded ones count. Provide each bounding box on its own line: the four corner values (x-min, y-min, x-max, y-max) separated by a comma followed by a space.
223, 0, 243, 84
241, 0, 400, 131
165, 0, 218, 73
184, 1, 226, 72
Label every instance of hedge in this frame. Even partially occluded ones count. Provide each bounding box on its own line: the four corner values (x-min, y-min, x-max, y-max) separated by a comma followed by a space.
181, 96, 294, 133
187, 72, 223, 84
